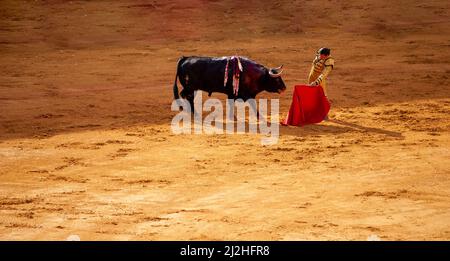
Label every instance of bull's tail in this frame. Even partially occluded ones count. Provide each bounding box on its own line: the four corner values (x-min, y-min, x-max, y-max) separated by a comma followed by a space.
173, 56, 186, 100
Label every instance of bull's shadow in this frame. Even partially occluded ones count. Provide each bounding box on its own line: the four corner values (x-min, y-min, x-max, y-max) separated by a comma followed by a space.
279, 119, 403, 138
209, 118, 402, 139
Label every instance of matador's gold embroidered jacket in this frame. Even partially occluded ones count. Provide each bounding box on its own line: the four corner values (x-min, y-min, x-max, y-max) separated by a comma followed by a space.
308, 53, 335, 94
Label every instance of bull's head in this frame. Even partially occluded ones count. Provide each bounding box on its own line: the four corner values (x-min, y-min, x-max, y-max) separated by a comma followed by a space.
264, 65, 286, 94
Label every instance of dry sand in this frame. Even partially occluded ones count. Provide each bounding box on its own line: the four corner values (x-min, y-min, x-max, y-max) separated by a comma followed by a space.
0, 0, 449, 240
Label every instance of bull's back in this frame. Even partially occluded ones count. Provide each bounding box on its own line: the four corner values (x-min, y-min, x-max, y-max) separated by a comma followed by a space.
180, 56, 228, 93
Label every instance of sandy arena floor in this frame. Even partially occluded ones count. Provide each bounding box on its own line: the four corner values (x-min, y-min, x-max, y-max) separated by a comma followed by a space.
0, 0, 449, 240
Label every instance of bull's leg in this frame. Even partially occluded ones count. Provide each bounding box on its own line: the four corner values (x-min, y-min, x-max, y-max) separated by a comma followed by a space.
179, 81, 195, 113
226, 95, 237, 122
178, 83, 191, 111
187, 91, 204, 128
247, 97, 261, 121
186, 94, 195, 115
180, 89, 187, 99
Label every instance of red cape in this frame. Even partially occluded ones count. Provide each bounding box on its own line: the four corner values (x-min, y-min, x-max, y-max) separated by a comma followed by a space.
282, 85, 330, 126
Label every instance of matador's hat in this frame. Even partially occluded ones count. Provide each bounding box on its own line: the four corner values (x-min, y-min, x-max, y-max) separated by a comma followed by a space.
318, 47, 331, 56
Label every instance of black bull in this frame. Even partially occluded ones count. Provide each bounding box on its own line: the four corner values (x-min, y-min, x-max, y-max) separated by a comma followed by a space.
172, 56, 286, 111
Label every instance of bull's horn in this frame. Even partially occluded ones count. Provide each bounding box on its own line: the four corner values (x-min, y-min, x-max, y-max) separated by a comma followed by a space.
269, 65, 283, 77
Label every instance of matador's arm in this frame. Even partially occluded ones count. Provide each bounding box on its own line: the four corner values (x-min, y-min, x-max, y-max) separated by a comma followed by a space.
311, 58, 335, 86
308, 64, 315, 82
